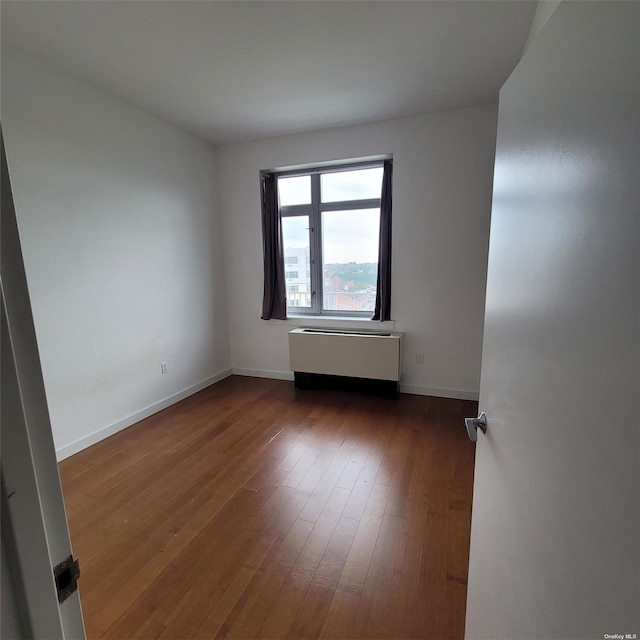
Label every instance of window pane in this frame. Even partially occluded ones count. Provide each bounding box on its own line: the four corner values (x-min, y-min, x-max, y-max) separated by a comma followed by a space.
321, 167, 383, 203
282, 216, 312, 308
278, 175, 311, 206
322, 209, 380, 312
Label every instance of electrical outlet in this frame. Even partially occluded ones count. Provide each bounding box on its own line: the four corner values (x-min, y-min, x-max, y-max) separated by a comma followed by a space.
416, 353, 424, 365
161, 362, 168, 374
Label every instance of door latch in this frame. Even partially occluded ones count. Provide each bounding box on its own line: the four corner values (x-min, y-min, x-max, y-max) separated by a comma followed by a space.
464, 412, 487, 443
54, 554, 80, 604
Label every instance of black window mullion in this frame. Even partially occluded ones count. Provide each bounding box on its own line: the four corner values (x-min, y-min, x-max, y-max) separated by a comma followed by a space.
319, 198, 381, 212
310, 173, 322, 315
280, 204, 314, 217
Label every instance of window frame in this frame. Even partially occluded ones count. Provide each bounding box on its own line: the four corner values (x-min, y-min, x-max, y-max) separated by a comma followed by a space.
276, 160, 384, 317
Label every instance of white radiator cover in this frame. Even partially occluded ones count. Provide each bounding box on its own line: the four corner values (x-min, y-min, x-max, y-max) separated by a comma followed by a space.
288, 328, 404, 381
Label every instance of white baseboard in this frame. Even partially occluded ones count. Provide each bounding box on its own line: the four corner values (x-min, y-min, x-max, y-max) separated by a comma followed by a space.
399, 383, 479, 401
56, 369, 233, 461
231, 368, 478, 402
231, 367, 294, 381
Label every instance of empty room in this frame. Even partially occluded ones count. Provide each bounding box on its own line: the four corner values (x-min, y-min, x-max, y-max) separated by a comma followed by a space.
1, 1, 638, 639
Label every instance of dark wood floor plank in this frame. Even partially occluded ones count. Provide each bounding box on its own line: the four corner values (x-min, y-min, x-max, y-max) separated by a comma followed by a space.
59, 376, 476, 639
355, 512, 405, 639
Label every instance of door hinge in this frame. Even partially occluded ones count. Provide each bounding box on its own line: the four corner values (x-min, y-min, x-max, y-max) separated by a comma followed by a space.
53, 554, 80, 604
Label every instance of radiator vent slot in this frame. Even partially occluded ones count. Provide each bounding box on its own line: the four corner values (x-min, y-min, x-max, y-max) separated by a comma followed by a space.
301, 328, 392, 337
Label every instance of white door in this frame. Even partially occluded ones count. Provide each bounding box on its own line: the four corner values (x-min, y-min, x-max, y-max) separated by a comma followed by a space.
466, 3, 639, 639
1, 134, 86, 638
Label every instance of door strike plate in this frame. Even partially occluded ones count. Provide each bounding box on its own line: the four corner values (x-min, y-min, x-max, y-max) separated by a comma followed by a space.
54, 554, 80, 604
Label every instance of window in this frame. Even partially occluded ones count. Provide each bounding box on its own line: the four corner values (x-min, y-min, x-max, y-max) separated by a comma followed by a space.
277, 161, 388, 316
260, 158, 392, 321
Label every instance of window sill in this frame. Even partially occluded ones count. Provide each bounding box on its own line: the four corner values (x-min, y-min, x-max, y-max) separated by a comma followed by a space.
263, 315, 395, 331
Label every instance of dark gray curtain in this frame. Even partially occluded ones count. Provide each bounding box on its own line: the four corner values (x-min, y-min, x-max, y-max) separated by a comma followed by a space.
261, 172, 287, 320
372, 159, 392, 321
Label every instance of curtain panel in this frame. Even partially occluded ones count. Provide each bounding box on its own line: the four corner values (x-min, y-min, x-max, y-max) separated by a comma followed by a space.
372, 159, 393, 321
260, 172, 287, 320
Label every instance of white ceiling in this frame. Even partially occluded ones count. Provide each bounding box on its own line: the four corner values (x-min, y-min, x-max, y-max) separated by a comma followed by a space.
1, 0, 537, 145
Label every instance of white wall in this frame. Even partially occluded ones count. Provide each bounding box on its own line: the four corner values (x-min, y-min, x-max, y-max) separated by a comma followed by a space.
522, 0, 561, 55
2, 48, 231, 459
218, 105, 498, 399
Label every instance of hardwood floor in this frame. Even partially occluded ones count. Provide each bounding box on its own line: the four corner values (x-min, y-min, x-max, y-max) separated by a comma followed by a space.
59, 376, 477, 639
